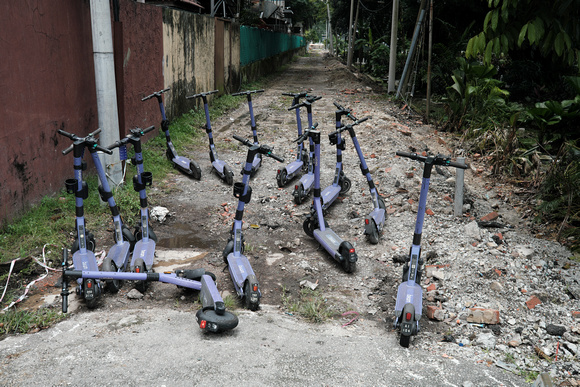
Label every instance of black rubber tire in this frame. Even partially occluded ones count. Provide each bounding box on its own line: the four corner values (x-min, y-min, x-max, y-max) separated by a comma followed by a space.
190, 160, 202, 180
165, 148, 173, 162
83, 280, 98, 309
303, 218, 315, 237
134, 224, 158, 243
400, 333, 411, 348
378, 195, 386, 211
340, 245, 356, 273
132, 258, 148, 293
294, 185, 304, 205
114, 224, 137, 252
367, 219, 380, 245
277, 169, 288, 188
222, 240, 234, 264
339, 176, 352, 195
301, 151, 310, 172
196, 309, 239, 333
102, 258, 122, 293
71, 232, 96, 254
243, 281, 259, 311
224, 165, 234, 186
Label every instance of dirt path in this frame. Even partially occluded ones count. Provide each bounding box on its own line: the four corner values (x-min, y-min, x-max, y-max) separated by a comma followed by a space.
5, 49, 578, 385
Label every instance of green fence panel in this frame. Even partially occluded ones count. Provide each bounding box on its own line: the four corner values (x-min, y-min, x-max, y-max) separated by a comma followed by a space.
240, 26, 305, 66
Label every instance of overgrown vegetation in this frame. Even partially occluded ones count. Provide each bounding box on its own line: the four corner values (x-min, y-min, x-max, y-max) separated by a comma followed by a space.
281, 286, 333, 323
0, 308, 65, 337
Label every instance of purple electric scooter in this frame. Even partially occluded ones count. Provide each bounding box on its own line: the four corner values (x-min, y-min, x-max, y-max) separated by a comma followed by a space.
222, 135, 284, 310
276, 92, 310, 188
331, 102, 387, 244
393, 151, 467, 347
186, 90, 234, 185
231, 89, 264, 177
301, 123, 358, 273
142, 88, 202, 180
290, 95, 321, 204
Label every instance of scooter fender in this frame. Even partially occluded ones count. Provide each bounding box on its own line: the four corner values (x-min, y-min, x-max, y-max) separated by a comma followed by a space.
212, 159, 227, 175
106, 241, 131, 269
245, 273, 261, 305
400, 303, 418, 337
173, 155, 192, 171
131, 239, 156, 270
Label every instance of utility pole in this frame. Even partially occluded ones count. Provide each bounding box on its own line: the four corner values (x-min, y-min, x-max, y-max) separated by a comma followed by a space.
327, 0, 333, 54
426, 0, 433, 122
347, 0, 355, 68
89, 0, 122, 186
388, 0, 399, 93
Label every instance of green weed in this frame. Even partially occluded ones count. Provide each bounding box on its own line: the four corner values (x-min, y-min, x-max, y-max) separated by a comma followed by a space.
0, 309, 65, 337
281, 286, 333, 323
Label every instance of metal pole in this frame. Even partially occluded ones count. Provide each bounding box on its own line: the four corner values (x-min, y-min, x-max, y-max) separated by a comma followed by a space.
388, 0, 399, 93
426, 0, 433, 122
347, 0, 355, 68
89, 0, 122, 186
396, 0, 426, 98
327, 0, 334, 54
454, 156, 465, 217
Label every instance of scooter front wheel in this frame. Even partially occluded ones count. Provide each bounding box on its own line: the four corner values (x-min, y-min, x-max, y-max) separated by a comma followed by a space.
367, 222, 379, 244
339, 176, 351, 195
102, 258, 122, 293
134, 225, 158, 243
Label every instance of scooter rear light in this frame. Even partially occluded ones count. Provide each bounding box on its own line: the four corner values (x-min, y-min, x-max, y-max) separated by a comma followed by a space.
349, 248, 355, 254
87, 281, 92, 289
365, 219, 369, 225
406, 312, 412, 321
136, 267, 141, 273
277, 169, 281, 175
199, 320, 207, 329
253, 284, 258, 292
295, 185, 298, 190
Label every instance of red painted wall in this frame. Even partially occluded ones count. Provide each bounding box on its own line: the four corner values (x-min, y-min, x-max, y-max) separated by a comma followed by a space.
0, 1, 163, 224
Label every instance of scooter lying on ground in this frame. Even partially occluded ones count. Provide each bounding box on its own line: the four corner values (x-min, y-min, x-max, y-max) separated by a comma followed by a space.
276, 92, 310, 188
142, 87, 201, 180
290, 95, 321, 205
186, 89, 234, 185
222, 135, 284, 310
392, 151, 467, 347
58, 128, 111, 308
331, 102, 386, 244
60, 249, 238, 333
231, 89, 264, 177
107, 126, 158, 293
319, 103, 353, 211
301, 123, 358, 273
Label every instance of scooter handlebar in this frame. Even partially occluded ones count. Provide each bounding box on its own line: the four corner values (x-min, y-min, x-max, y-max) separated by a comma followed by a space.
142, 87, 170, 101
186, 90, 219, 99
396, 151, 468, 169
231, 89, 264, 96
233, 135, 284, 162
294, 122, 319, 143
107, 125, 155, 149
58, 128, 110, 155
282, 91, 308, 98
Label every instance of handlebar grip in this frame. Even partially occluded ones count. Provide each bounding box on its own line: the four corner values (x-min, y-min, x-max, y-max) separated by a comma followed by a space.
357, 117, 370, 124
62, 145, 73, 155
288, 103, 303, 111
448, 160, 468, 169
142, 125, 156, 135
267, 152, 284, 162
106, 140, 124, 150
57, 129, 75, 139
233, 135, 252, 147
89, 128, 102, 137
95, 144, 113, 155
311, 96, 322, 102
396, 151, 416, 159
333, 101, 343, 109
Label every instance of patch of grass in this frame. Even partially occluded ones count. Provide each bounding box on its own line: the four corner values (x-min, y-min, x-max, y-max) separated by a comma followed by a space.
0, 308, 65, 337
222, 294, 237, 310
281, 286, 333, 323
520, 370, 540, 383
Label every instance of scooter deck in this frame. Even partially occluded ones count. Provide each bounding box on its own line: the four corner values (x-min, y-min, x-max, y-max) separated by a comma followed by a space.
321, 185, 341, 209
299, 173, 314, 190
313, 228, 342, 254
394, 281, 423, 318
226, 252, 255, 291
173, 155, 191, 170
368, 207, 386, 228
132, 239, 156, 268
285, 159, 303, 176
106, 241, 131, 269
73, 250, 98, 272
212, 159, 227, 173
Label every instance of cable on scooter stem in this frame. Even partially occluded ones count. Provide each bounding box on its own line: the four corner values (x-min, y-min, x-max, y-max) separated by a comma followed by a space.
395, 151, 468, 169
141, 88, 171, 101
233, 135, 284, 162
231, 89, 264, 96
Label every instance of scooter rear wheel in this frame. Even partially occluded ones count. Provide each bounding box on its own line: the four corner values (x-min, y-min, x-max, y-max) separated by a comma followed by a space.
366, 219, 380, 245
276, 169, 288, 188
196, 308, 239, 333
340, 245, 356, 273
293, 185, 305, 205
189, 160, 202, 180
102, 258, 122, 293
400, 333, 411, 347
224, 165, 234, 186
132, 258, 148, 293
301, 151, 310, 172
243, 281, 259, 311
